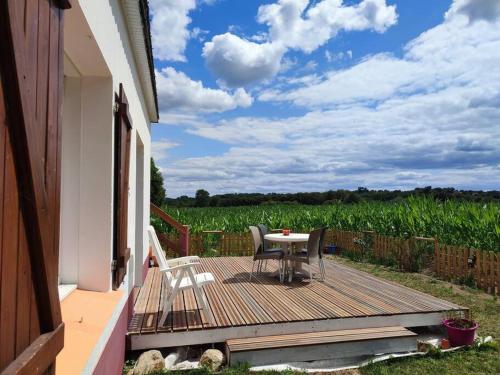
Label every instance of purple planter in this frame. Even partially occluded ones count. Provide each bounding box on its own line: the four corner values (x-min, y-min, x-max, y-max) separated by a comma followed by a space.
443, 318, 478, 347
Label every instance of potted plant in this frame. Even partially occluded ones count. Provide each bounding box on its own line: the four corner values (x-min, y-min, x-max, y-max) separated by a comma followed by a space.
443, 315, 478, 347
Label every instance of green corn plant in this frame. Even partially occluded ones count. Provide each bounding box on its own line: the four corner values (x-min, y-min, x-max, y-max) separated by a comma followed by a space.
155, 197, 499, 252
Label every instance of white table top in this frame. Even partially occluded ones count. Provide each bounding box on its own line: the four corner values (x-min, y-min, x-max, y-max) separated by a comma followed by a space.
264, 233, 309, 242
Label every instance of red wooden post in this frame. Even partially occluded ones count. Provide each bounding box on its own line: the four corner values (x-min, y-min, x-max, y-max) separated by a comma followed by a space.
180, 225, 190, 256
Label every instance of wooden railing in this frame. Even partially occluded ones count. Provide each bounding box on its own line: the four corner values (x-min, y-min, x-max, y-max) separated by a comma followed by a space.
150, 203, 189, 256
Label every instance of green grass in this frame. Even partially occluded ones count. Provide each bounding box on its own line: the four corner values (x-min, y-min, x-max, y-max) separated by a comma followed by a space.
334, 257, 500, 375
362, 345, 499, 375
155, 197, 500, 251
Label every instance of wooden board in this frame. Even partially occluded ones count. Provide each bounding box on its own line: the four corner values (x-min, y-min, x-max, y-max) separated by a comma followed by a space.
226, 326, 417, 366
227, 326, 416, 351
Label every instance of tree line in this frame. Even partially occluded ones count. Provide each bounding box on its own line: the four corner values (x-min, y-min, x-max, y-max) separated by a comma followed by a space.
165, 186, 500, 208
150, 159, 499, 208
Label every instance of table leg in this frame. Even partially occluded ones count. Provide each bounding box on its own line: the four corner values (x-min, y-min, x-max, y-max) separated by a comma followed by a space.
268, 242, 288, 281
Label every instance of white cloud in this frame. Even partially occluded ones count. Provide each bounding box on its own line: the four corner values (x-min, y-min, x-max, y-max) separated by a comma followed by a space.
258, 0, 397, 52
202, 33, 286, 87
149, 0, 197, 62
259, 13, 500, 108
191, 27, 209, 42
446, 0, 500, 23
152, 139, 179, 161
159, 0, 500, 196
156, 67, 253, 113
325, 49, 353, 62
203, 0, 397, 86
163, 88, 500, 195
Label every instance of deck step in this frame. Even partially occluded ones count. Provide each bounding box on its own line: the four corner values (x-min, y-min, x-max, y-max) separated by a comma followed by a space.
226, 326, 417, 366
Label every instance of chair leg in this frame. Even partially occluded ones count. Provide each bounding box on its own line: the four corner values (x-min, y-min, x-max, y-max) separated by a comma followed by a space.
320, 259, 325, 280
187, 268, 215, 326
159, 270, 184, 327
278, 260, 283, 282
250, 261, 255, 281
264, 260, 268, 271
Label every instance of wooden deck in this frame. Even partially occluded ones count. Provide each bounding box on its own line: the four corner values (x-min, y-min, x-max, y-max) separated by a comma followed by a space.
128, 257, 465, 350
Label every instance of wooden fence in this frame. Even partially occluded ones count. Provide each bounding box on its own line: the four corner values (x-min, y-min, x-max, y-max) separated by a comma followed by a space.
158, 228, 499, 295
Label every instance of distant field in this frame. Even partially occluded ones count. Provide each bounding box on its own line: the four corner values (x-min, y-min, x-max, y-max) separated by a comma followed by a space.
156, 197, 500, 252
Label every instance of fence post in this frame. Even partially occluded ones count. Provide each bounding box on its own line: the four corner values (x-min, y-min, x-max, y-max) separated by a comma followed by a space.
180, 225, 189, 256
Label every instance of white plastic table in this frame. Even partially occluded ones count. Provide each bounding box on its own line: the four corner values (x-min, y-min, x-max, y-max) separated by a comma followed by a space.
264, 233, 309, 282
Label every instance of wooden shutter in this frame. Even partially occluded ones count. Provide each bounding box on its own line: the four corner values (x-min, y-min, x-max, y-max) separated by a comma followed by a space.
0, 0, 70, 373
112, 83, 132, 290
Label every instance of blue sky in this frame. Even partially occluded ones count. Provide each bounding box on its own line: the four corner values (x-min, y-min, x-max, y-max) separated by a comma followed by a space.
149, 0, 500, 197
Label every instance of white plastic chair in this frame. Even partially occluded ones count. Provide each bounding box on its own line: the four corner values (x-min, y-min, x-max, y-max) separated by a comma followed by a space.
148, 226, 215, 327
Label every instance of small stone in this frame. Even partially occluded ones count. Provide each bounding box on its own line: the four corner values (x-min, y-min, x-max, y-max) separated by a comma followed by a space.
417, 340, 434, 352
164, 351, 180, 370
133, 350, 165, 375
200, 349, 225, 371
171, 360, 199, 370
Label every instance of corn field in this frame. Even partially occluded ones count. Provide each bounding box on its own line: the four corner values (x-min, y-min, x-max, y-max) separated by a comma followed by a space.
154, 197, 500, 252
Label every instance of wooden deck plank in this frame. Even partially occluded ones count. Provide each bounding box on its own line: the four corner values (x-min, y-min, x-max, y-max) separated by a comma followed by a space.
227, 326, 412, 346
132, 286, 140, 305
227, 326, 416, 351
197, 262, 227, 328
212, 257, 274, 324
128, 268, 156, 334
204, 257, 266, 325
129, 256, 465, 338
319, 269, 406, 314
324, 262, 457, 311
141, 268, 162, 333
171, 285, 188, 332
201, 259, 247, 327
183, 288, 204, 330
156, 272, 174, 333
238, 257, 352, 319
218, 257, 294, 322
230, 257, 324, 321
234, 258, 372, 320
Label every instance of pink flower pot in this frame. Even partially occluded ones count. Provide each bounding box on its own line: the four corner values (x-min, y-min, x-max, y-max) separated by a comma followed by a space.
443, 318, 478, 347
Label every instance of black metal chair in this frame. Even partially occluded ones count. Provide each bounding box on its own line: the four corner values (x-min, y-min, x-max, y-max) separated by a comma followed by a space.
249, 226, 284, 282
285, 227, 326, 281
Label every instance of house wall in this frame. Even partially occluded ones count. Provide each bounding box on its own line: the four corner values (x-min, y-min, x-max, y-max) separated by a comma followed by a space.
78, 0, 152, 292
79, 76, 115, 292
60, 76, 81, 284
61, 0, 152, 293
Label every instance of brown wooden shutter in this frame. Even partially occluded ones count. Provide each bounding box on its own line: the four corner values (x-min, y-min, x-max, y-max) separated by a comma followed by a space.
112, 83, 132, 290
0, 0, 70, 373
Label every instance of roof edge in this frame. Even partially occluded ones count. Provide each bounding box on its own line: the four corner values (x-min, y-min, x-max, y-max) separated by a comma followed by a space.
122, 0, 159, 123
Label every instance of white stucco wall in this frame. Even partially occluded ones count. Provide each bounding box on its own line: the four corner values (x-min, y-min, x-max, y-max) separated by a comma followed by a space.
61, 0, 153, 292
79, 77, 115, 291
60, 76, 81, 285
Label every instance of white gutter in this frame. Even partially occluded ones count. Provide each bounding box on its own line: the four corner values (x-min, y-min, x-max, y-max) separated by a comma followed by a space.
121, 0, 159, 122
